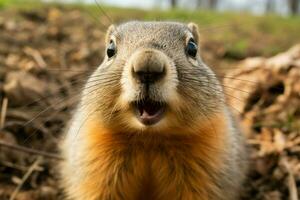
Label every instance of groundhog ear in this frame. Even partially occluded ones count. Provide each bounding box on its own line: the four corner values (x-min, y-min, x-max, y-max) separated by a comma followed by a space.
187, 22, 200, 44
105, 24, 116, 44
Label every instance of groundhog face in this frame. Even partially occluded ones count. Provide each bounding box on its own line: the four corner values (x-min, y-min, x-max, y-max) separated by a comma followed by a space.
84, 21, 224, 134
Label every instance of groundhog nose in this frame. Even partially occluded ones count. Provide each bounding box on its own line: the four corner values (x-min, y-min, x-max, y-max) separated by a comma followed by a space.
132, 51, 166, 84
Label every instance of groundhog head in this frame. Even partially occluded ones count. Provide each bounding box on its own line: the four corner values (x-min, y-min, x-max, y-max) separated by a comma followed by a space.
83, 21, 224, 134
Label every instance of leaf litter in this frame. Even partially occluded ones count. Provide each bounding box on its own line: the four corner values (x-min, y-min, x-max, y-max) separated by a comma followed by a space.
0, 6, 299, 200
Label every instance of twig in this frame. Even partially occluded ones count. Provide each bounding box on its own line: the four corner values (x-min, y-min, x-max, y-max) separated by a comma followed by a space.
0, 160, 44, 172
24, 47, 47, 69
0, 141, 63, 160
9, 157, 43, 200
0, 97, 8, 129
282, 160, 298, 200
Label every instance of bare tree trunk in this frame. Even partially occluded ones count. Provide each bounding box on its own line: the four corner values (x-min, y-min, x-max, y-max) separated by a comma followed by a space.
171, 0, 177, 8
196, 0, 203, 8
265, 0, 275, 13
208, 0, 218, 9
288, 0, 299, 15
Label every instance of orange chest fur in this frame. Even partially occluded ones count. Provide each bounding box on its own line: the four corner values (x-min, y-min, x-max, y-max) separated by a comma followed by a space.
77, 116, 228, 200
84, 116, 227, 167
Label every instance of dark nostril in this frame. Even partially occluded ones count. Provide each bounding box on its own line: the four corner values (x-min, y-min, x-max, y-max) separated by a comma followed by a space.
131, 50, 167, 84
135, 71, 165, 83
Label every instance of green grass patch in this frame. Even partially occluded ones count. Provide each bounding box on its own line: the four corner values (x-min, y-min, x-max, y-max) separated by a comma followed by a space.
0, 0, 42, 9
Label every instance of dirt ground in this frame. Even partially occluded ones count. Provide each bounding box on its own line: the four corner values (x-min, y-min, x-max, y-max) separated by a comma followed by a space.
0, 6, 299, 200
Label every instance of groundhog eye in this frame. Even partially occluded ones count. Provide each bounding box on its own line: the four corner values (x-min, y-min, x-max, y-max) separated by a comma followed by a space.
186, 38, 197, 58
107, 40, 116, 58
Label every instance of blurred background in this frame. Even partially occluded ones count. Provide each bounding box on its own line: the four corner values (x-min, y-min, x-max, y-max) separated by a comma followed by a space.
35, 0, 300, 15
0, 0, 300, 200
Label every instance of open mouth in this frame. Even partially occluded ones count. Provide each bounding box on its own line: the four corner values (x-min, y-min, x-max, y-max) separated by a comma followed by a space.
133, 98, 166, 126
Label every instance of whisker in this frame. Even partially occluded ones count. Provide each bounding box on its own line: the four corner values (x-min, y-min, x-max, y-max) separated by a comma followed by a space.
82, 4, 108, 31
179, 71, 259, 85
94, 0, 114, 25
21, 80, 119, 145
181, 87, 247, 120
21, 75, 120, 126
180, 77, 253, 95
71, 108, 101, 145
179, 71, 285, 92
17, 73, 121, 110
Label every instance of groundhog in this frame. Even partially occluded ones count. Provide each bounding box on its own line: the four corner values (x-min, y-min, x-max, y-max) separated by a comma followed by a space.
60, 21, 248, 200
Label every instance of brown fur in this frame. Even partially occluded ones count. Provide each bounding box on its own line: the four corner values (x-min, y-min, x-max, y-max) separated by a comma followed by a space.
66, 113, 227, 200
60, 21, 247, 200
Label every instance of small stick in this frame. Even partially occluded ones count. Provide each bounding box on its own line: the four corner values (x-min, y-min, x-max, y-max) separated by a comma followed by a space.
282, 160, 298, 200
0, 97, 8, 129
0, 141, 63, 160
9, 157, 43, 200
0, 160, 44, 172
24, 47, 47, 69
